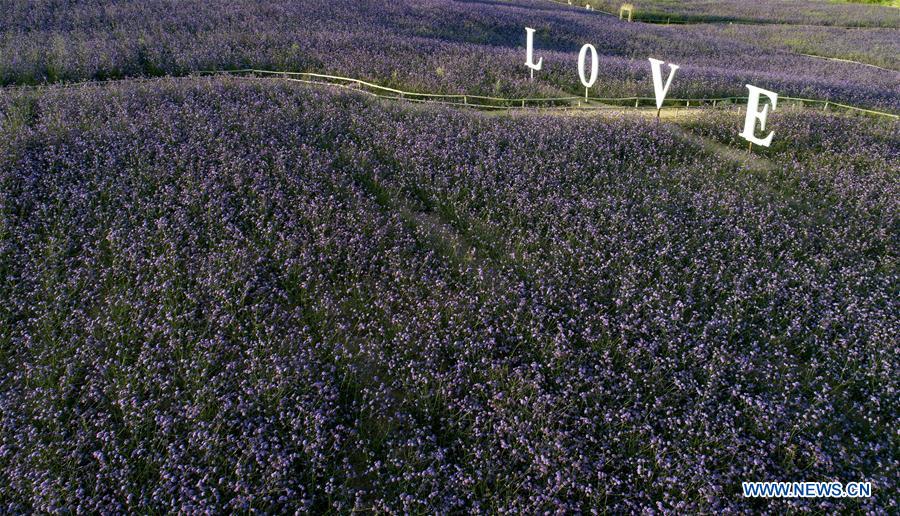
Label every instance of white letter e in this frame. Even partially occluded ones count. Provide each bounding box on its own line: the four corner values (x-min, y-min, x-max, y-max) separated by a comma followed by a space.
740, 85, 778, 147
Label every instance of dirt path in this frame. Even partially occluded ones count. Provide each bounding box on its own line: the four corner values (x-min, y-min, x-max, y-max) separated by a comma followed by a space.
514, 102, 778, 172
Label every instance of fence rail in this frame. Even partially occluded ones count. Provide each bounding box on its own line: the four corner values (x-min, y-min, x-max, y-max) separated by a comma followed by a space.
198, 69, 900, 120
2, 68, 897, 120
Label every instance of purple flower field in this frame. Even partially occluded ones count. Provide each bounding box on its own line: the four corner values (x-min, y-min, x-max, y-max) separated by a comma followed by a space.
0, 77, 897, 512
1, 0, 898, 513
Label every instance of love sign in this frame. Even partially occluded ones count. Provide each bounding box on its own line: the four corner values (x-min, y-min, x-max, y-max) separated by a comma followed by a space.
525, 27, 779, 147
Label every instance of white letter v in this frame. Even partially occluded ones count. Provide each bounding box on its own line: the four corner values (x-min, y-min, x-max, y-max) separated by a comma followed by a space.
648, 58, 680, 110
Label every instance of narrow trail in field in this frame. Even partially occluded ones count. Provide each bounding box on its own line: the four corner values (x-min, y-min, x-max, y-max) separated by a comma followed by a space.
351, 167, 506, 291
798, 54, 899, 74
632, 109, 777, 173
550, 101, 778, 171
674, 125, 776, 172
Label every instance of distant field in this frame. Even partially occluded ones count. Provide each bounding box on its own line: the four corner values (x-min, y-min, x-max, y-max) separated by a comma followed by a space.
0, 0, 897, 111
565, 0, 900, 26
835, 0, 899, 7
697, 24, 900, 71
